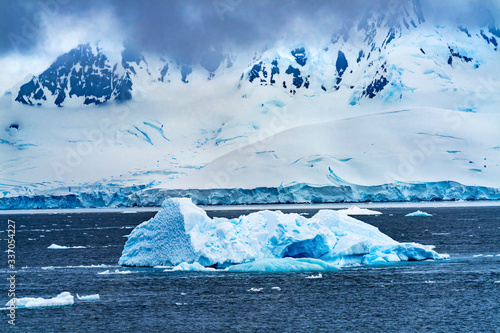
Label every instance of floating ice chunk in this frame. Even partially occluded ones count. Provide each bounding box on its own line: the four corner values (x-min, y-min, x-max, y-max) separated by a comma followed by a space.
271, 287, 281, 291
405, 210, 433, 217
169, 262, 216, 271
6, 292, 74, 309
48, 244, 86, 249
227, 258, 340, 273
248, 288, 264, 292
66, 264, 111, 269
119, 198, 446, 270
337, 206, 382, 215
306, 273, 323, 279
77, 294, 100, 301
47, 244, 68, 249
97, 269, 132, 275
97, 270, 111, 275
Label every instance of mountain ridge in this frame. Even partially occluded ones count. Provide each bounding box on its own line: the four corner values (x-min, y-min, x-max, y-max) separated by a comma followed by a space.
7, 1, 499, 109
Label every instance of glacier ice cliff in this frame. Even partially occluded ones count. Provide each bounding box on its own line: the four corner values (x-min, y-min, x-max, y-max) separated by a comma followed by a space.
2, 181, 500, 210
118, 198, 447, 271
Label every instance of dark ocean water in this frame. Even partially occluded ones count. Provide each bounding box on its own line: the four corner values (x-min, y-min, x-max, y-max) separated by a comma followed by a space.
1, 206, 499, 332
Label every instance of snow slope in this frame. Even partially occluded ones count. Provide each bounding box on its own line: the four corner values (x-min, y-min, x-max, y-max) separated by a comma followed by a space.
1, 1, 500, 208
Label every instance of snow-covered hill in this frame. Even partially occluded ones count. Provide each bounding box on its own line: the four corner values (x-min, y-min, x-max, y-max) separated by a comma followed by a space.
1, 1, 500, 208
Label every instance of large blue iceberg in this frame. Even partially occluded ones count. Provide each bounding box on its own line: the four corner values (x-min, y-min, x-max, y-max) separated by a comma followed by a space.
119, 198, 447, 271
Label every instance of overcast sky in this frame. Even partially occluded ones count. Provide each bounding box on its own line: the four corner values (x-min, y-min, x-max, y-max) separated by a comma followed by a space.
0, 0, 498, 94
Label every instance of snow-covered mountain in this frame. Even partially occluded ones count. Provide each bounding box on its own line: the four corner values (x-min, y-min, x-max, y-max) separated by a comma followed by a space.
1, 0, 500, 208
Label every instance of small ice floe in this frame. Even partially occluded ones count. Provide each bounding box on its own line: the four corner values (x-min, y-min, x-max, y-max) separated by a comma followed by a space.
97, 269, 132, 275
6, 292, 74, 309
76, 294, 100, 301
67, 264, 111, 269
306, 273, 323, 279
405, 210, 433, 217
247, 288, 264, 292
271, 287, 281, 291
168, 262, 216, 272
122, 210, 138, 214
180, 292, 187, 296
337, 206, 382, 216
47, 244, 86, 250
153, 265, 173, 269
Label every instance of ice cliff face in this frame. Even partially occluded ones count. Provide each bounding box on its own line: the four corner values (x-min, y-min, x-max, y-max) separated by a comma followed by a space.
119, 198, 446, 271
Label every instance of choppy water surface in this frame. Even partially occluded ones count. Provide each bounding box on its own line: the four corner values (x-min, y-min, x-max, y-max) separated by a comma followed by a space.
1, 206, 499, 332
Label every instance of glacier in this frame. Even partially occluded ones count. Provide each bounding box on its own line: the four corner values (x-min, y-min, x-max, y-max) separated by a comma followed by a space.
1, 1, 500, 210
118, 198, 447, 271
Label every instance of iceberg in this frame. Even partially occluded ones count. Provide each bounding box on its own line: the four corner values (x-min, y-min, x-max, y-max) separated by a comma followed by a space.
306, 273, 323, 279
6, 292, 74, 309
119, 198, 447, 271
337, 206, 382, 215
47, 244, 86, 249
405, 210, 433, 217
97, 269, 133, 275
247, 288, 264, 292
76, 294, 100, 301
